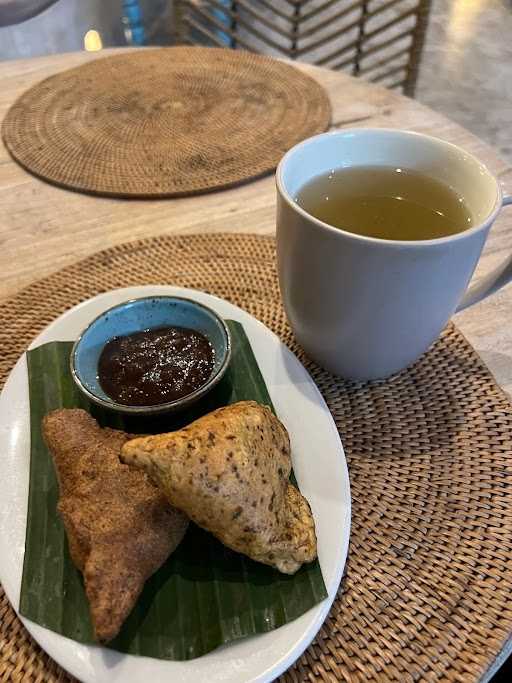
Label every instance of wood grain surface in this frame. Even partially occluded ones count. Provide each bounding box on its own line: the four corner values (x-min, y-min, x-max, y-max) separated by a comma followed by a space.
0, 48, 511, 394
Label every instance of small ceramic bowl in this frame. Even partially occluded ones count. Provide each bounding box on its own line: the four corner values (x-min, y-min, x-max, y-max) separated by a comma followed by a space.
70, 296, 231, 415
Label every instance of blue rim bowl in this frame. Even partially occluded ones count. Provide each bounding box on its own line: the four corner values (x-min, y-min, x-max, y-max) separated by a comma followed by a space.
70, 296, 232, 415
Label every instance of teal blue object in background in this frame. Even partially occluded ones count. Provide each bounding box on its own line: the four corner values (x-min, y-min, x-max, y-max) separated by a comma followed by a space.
122, 0, 146, 45
211, 0, 231, 46
122, 0, 235, 47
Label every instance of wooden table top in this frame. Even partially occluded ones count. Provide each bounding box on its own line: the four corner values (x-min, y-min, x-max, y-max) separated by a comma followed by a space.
1, 48, 511, 398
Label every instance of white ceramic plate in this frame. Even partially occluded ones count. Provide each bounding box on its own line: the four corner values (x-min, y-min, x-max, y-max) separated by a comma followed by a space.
0, 286, 351, 683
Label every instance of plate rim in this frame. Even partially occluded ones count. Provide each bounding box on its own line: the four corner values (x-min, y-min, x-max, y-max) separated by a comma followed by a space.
0, 285, 351, 683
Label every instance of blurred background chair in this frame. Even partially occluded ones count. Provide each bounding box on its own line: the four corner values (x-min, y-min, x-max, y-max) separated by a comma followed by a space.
174, 0, 431, 96
0, 0, 430, 96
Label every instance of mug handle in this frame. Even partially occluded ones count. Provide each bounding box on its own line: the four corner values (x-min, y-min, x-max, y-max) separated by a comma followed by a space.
456, 195, 512, 312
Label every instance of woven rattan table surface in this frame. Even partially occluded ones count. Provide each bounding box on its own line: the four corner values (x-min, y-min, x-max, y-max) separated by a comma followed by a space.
1, 49, 512, 682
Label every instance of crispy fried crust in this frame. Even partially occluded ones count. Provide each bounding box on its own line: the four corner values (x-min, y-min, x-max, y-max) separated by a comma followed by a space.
42, 408, 188, 642
121, 401, 317, 574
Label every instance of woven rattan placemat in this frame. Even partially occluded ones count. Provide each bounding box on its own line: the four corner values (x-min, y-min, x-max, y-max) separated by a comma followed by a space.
0, 47, 330, 198
1, 233, 512, 682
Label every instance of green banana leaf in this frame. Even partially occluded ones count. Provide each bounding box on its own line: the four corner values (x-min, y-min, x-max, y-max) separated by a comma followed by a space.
21, 320, 327, 660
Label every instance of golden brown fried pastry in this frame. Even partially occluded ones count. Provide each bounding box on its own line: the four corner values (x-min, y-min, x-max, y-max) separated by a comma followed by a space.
121, 401, 317, 574
42, 409, 188, 642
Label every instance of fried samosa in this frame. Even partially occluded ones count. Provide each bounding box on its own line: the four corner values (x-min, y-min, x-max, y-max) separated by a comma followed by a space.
42, 409, 189, 642
121, 401, 317, 574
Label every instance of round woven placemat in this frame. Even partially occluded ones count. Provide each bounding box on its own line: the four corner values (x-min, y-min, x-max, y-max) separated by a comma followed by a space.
1, 234, 512, 682
0, 47, 330, 198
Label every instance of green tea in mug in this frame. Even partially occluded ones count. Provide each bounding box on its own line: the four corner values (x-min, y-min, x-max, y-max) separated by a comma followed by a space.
295, 165, 473, 241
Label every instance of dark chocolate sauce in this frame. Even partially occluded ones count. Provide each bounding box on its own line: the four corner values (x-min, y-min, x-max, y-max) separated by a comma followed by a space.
98, 326, 214, 406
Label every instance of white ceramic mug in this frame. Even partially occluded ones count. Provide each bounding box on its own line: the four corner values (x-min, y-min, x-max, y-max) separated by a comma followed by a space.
276, 128, 512, 381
